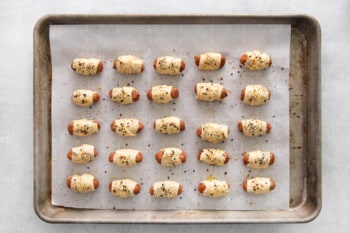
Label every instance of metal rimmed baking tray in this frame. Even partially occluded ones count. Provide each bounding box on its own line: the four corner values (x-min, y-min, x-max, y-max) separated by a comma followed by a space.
33, 14, 321, 223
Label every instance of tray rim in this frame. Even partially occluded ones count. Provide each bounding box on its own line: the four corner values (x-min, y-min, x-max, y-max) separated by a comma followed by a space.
33, 14, 321, 224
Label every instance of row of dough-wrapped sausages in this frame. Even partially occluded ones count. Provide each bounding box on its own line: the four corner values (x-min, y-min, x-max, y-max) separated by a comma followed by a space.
71, 83, 271, 107
70, 50, 272, 76
67, 144, 274, 169
67, 118, 272, 141
67, 174, 275, 197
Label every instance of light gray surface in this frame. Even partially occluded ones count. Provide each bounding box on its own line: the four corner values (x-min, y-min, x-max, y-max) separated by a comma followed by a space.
0, 0, 348, 232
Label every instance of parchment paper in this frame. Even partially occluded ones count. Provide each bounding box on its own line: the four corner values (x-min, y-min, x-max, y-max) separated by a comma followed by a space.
50, 24, 290, 210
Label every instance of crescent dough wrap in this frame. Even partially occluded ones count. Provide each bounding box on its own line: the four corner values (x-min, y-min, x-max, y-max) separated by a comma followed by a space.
199, 149, 227, 166
241, 119, 268, 137
151, 181, 181, 198
113, 118, 140, 137
72, 89, 96, 107
114, 55, 143, 74
110, 87, 137, 104
242, 50, 271, 70
69, 174, 96, 193
72, 58, 101, 75
200, 123, 229, 143
71, 144, 96, 164
198, 52, 222, 70
245, 150, 272, 169
111, 179, 139, 198
246, 177, 273, 194
112, 149, 140, 167
155, 56, 182, 75
71, 119, 99, 136
159, 147, 184, 167
195, 82, 224, 101
155, 116, 182, 134
243, 85, 270, 106
200, 179, 230, 197
151, 85, 174, 103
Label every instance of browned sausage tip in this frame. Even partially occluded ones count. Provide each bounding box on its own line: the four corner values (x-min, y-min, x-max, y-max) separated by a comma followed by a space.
109, 89, 113, 99
110, 121, 116, 131
179, 151, 186, 163
237, 122, 243, 132
270, 179, 275, 190
93, 178, 99, 189
242, 181, 248, 191
269, 152, 275, 165
67, 176, 72, 189
198, 182, 206, 193
149, 186, 154, 196
224, 152, 230, 164
67, 150, 73, 160
93, 120, 101, 130
109, 182, 112, 192
242, 153, 249, 165
171, 87, 179, 99
180, 60, 185, 72
132, 89, 140, 102
194, 55, 200, 67
136, 152, 143, 163
155, 151, 163, 164
241, 88, 245, 101
179, 120, 185, 131
93, 93, 100, 103
221, 88, 228, 99
138, 122, 144, 133
178, 184, 183, 195
134, 183, 141, 195
196, 127, 202, 137
220, 55, 226, 68
146, 89, 153, 101
153, 59, 157, 70
67, 122, 74, 135
108, 152, 115, 163
197, 149, 204, 160
240, 54, 248, 65
97, 61, 103, 73
266, 123, 272, 133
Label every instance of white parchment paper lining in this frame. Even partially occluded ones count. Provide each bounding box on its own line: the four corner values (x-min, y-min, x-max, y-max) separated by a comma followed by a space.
50, 24, 290, 210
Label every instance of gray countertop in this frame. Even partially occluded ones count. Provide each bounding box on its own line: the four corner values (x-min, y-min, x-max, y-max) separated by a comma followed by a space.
0, 0, 348, 232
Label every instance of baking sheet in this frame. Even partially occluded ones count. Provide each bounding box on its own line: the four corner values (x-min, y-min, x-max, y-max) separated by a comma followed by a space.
50, 24, 290, 210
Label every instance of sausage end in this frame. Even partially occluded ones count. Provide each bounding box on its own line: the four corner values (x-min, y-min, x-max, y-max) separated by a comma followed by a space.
269, 152, 275, 165
132, 89, 140, 102
270, 179, 276, 191
194, 55, 200, 67
198, 182, 206, 193
196, 127, 202, 137
67, 122, 74, 135
240, 54, 248, 65
147, 89, 153, 101
67, 150, 72, 160
109, 152, 115, 163
179, 120, 185, 131
136, 152, 143, 163
242, 181, 248, 191
171, 87, 179, 99
237, 122, 243, 132
134, 183, 141, 195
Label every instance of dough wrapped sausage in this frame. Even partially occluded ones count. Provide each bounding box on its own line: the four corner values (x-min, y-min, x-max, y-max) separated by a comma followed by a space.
153, 56, 185, 75
196, 123, 229, 143
147, 85, 179, 103
243, 177, 275, 194
71, 58, 103, 75
194, 52, 226, 70
240, 50, 272, 70
155, 147, 186, 167
194, 82, 228, 102
241, 85, 271, 106
67, 144, 98, 164
153, 116, 185, 134
198, 178, 230, 197
109, 87, 140, 104
109, 149, 143, 167
243, 150, 275, 169
113, 55, 144, 74
237, 119, 271, 137
67, 119, 100, 137
198, 149, 230, 166
109, 179, 141, 198
150, 181, 182, 198
111, 118, 144, 137
72, 89, 100, 107
66, 173, 99, 193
